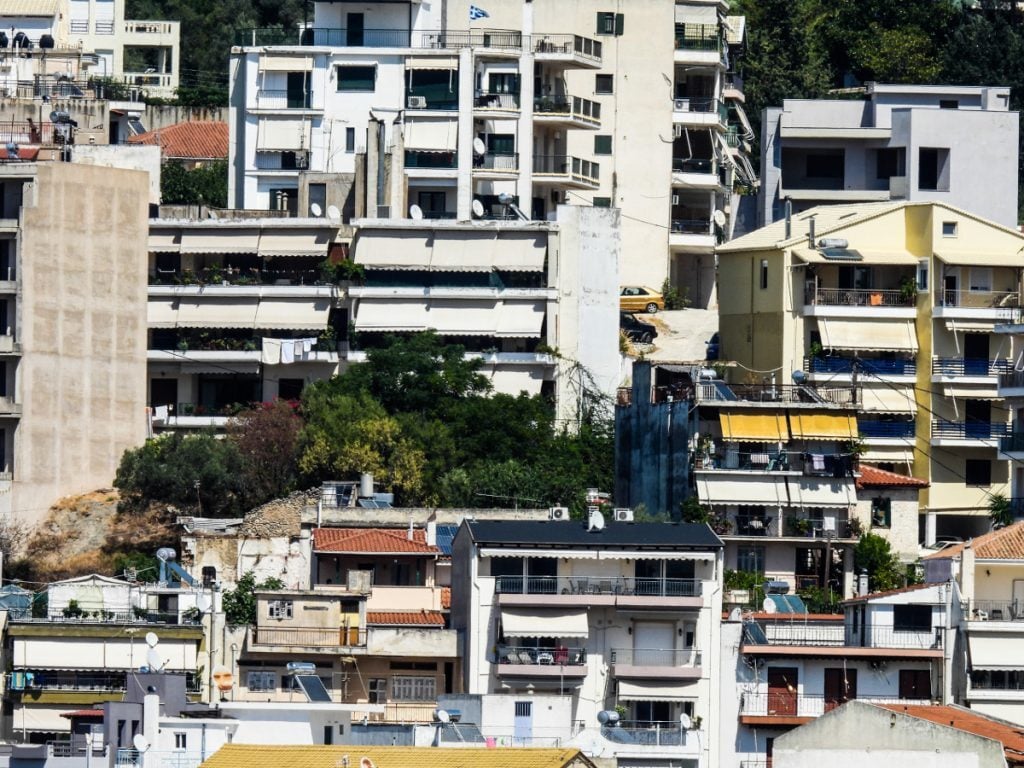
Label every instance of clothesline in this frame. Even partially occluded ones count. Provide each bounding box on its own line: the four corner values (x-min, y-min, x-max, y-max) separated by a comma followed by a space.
261, 337, 318, 365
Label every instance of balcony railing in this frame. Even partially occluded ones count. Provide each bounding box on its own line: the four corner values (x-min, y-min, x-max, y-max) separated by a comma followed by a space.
671, 219, 712, 234
858, 420, 915, 438
931, 420, 1010, 440
734, 515, 775, 536
967, 599, 1023, 621
1001, 433, 1024, 452
999, 370, 1024, 390
532, 154, 599, 184
744, 622, 942, 649
532, 34, 603, 62
805, 357, 916, 376
47, 741, 108, 758
933, 358, 1012, 377
805, 287, 915, 308
674, 23, 720, 51
533, 95, 601, 124
255, 89, 316, 109
740, 692, 930, 718
23, 672, 126, 691
936, 288, 1021, 310
497, 645, 587, 666
251, 626, 366, 647
701, 449, 855, 477
116, 751, 203, 768
494, 575, 702, 597
672, 157, 715, 174
695, 381, 857, 406
405, 150, 457, 169
601, 722, 691, 747
475, 91, 520, 109
150, 266, 325, 286
474, 152, 518, 172
610, 647, 701, 667
672, 96, 719, 114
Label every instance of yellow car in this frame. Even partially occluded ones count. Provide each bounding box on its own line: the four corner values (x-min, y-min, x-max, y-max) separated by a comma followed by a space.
620, 286, 665, 314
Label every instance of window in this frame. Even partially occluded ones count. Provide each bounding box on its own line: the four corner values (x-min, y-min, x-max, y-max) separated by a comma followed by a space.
337, 65, 376, 91
871, 497, 892, 528
876, 148, 905, 180
965, 459, 992, 487
899, 669, 931, 699
942, 221, 958, 237
278, 378, 304, 400
760, 259, 769, 290
893, 605, 932, 632
968, 267, 992, 292
917, 259, 929, 291
737, 546, 765, 573
595, 74, 613, 94
267, 599, 293, 619
806, 152, 844, 179
514, 701, 532, 717
368, 678, 387, 703
173, 733, 187, 750
391, 675, 436, 701
596, 12, 624, 35
918, 147, 950, 191
939, 99, 959, 109
594, 135, 612, 155
485, 133, 515, 155
593, 197, 612, 207
247, 671, 276, 692
345, 127, 355, 152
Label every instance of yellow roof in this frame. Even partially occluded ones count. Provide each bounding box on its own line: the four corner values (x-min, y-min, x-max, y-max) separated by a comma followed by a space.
200, 745, 596, 768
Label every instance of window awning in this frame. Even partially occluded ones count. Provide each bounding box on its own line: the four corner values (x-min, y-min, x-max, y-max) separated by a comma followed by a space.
788, 478, 856, 508
148, 298, 178, 329
859, 386, 916, 413
789, 413, 858, 440
406, 56, 459, 70
355, 232, 432, 269
861, 447, 913, 464
969, 634, 1016, 667
495, 301, 545, 338
176, 298, 259, 328
259, 54, 313, 71
354, 231, 547, 272
181, 362, 261, 375
257, 118, 312, 151
180, 229, 260, 254
819, 319, 918, 352
491, 234, 547, 271
945, 320, 997, 333
258, 229, 331, 257
149, 231, 181, 253
944, 385, 1001, 400
719, 412, 789, 442
430, 231, 505, 272
255, 298, 332, 330
675, 5, 717, 23
618, 680, 696, 702
935, 249, 1020, 267
354, 299, 429, 331
695, 475, 789, 507
403, 117, 458, 152
500, 608, 589, 638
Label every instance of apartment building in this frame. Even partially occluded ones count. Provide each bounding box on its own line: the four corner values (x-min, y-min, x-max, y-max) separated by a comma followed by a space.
228, 0, 756, 305
760, 83, 1018, 229
451, 516, 723, 768
717, 200, 1024, 546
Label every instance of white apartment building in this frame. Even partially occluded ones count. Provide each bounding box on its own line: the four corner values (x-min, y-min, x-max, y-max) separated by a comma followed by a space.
451, 517, 724, 768
760, 83, 1018, 229
228, 0, 756, 306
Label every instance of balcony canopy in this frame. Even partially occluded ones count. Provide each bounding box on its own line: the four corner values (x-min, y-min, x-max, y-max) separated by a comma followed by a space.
500, 608, 589, 638
618, 680, 696, 701
788, 478, 856, 508
789, 412, 858, 440
860, 385, 916, 413
696, 475, 788, 507
719, 412, 789, 442
819, 318, 918, 353
403, 117, 458, 152
969, 634, 1016, 668
354, 230, 546, 272
793, 247, 919, 265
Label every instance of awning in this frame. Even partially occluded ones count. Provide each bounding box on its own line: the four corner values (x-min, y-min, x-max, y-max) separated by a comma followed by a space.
354, 231, 547, 272
258, 229, 331, 257
945, 320, 997, 333
793, 248, 919, 265
149, 231, 181, 253
719, 412, 789, 442
176, 298, 258, 328
354, 232, 432, 269
695, 475, 788, 507
257, 118, 312, 151
180, 229, 260, 254
354, 299, 428, 331
819, 319, 918, 352
259, 55, 313, 72
861, 447, 913, 464
789, 413, 858, 440
403, 118, 458, 152
495, 301, 545, 338
675, 4, 717, 23
935, 249, 1021, 267
488, 368, 545, 396
12, 706, 71, 733
254, 298, 332, 330
859, 386, 916, 413
148, 298, 178, 329
431, 231, 505, 272
618, 680, 696, 702
491, 234, 547, 271
788, 478, 856, 508
425, 299, 497, 334
970, 634, 1016, 667
944, 385, 1001, 400
406, 56, 458, 70
500, 608, 589, 638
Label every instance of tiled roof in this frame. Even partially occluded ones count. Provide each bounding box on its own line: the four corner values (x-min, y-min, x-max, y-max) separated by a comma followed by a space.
60, 709, 104, 718
313, 527, 439, 554
856, 464, 928, 489
922, 520, 1024, 561
874, 704, 1024, 764
441, 586, 451, 609
841, 582, 936, 604
199, 744, 595, 768
127, 121, 228, 160
366, 610, 445, 626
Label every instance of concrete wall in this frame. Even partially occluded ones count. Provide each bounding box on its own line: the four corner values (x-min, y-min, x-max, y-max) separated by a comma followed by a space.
75, 144, 161, 204
853, 488, 919, 561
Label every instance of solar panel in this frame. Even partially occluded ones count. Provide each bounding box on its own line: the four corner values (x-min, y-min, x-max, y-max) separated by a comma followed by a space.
743, 622, 768, 644
294, 674, 332, 703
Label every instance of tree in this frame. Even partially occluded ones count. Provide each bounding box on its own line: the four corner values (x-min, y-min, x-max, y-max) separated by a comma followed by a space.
854, 533, 905, 592
221, 571, 284, 627
161, 160, 228, 207
227, 399, 303, 505
988, 493, 1014, 528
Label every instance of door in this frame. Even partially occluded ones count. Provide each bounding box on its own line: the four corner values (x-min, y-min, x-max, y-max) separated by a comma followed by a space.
634, 621, 675, 666
767, 668, 798, 716
964, 333, 990, 376
823, 668, 857, 712
347, 13, 364, 46
944, 273, 958, 306
965, 399, 991, 439
899, 669, 931, 700
286, 72, 310, 108
513, 701, 532, 744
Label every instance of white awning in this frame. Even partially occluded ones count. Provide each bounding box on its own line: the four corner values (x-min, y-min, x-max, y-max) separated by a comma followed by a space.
819, 319, 918, 352
788, 478, 856, 508
675, 4, 717, 23
425, 299, 497, 334
406, 56, 458, 70
861, 447, 913, 464
500, 608, 589, 638
354, 232, 432, 269
481, 548, 596, 559
431, 231, 504, 272
946, 320, 997, 333
860, 386, 916, 413
403, 118, 458, 152
13, 706, 72, 733
935, 249, 1021, 267
496, 301, 545, 338
259, 55, 313, 71
695, 475, 789, 507
258, 229, 331, 257
257, 118, 312, 151
944, 386, 1001, 400
180, 362, 260, 375
148, 298, 178, 329
149, 231, 181, 253
180, 229, 260, 254
254, 298, 332, 330
491, 234, 547, 271
354, 299, 428, 331
354, 231, 546, 272
488, 368, 546, 396
176, 298, 258, 328
970, 634, 1016, 667
618, 680, 696, 702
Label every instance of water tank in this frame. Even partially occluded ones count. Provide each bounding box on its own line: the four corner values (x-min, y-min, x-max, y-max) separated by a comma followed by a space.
0, 32, 9, 49
39, 34, 54, 49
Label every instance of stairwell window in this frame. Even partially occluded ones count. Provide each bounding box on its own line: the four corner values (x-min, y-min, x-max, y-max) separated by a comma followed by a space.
871, 497, 891, 528
594, 135, 612, 155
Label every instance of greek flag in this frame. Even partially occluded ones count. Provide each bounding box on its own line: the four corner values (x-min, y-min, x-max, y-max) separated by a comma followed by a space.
469, 5, 489, 20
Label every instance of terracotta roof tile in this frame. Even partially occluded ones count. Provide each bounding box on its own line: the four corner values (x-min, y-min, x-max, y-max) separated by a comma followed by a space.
874, 704, 1024, 764
366, 610, 445, 626
856, 464, 928, 489
60, 709, 104, 718
128, 121, 228, 160
441, 586, 451, 609
922, 520, 1024, 561
313, 527, 439, 554
842, 581, 936, 604
200, 744, 596, 768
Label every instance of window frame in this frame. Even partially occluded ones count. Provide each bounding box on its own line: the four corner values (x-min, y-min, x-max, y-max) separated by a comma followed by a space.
965, 458, 992, 487
390, 675, 437, 702
893, 604, 932, 633
736, 545, 765, 573
336, 64, 377, 92
247, 670, 276, 692
942, 221, 958, 238
267, 599, 294, 620
595, 74, 614, 94
871, 497, 892, 528
594, 134, 612, 155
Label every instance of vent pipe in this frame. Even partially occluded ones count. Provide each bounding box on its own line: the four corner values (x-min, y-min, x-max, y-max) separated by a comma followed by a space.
807, 215, 816, 248
784, 198, 792, 239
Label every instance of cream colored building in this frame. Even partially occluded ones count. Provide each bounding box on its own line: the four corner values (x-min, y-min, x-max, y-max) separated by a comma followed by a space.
716, 201, 1024, 546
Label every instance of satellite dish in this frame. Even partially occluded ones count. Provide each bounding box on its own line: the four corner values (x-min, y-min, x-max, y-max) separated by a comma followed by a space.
762, 597, 778, 614
310, 203, 322, 217
791, 370, 807, 384
145, 631, 159, 648
472, 137, 486, 155
360, 759, 375, 768
212, 664, 234, 693
146, 648, 164, 671
326, 205, 341, 220
713, 209, 727, 227
434, 709, 451, 723
196, 594, 212, 613
132, 735, 150, 753
587, 508, 605, 532
728, 607, 743, 621
679, 713, 692, 730
471, 199, 485, 218
409, 204, 423, 220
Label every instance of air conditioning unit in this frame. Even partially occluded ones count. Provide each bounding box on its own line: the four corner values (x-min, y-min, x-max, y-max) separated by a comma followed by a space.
671, 194, 679, 206
613, 508, 634, 522
674, 98, 690, 112
548, 506, 570, 521
407, 96, 427, 108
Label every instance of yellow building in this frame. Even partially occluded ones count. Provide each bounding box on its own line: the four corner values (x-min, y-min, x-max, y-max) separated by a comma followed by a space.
716, 201, 1024, 546
201, 744, 598, 768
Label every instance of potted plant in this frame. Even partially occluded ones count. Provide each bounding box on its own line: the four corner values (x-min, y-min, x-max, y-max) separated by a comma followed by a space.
899, 275, 918, 304
694, 434, 714, 468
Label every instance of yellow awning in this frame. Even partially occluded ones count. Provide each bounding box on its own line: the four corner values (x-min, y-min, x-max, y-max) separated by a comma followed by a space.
789, 413, 858, 440
719, 412, 789, 442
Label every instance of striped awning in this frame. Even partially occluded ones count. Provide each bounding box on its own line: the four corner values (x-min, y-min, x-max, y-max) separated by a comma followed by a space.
501, 608, 588, 638
819, 319, 918, 352
789, 413, 858, 440
719, 412, 789, 442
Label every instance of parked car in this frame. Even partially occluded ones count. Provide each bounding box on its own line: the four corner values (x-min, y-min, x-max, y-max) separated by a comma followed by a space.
620, 312, 658, 344
620, 285, 664, 314
705, 332, 720, 360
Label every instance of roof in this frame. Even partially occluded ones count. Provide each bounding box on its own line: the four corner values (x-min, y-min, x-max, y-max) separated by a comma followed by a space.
441, 586, 451, 609
855, 464, 929, 490
127, 121, 228, 160
60, 709, 104, 719
922, 520, 1024, 561
462, 519, 723, 550
51, 573, 129, 587
434, 524, 458, 556
313, 527, 439, 555
842, 581, 937, 604
366, 610, 445, 627
874, 704, 1024, 765
199, 744, 596, 768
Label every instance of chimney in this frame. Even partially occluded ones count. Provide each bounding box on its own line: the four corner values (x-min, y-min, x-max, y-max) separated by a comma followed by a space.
807, 215, 816, 248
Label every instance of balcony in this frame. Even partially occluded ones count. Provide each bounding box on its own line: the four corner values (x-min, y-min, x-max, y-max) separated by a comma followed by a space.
739, 692, 929, 723
999, 370, 1024, 398
669, 217, 716, 251
674, 24, 721, 65
473, 152, 518, 178
672, 97, 726, 128
672, 157, 723, 189
254, 89, 320, 111
533, 95, 601, 128
600, 722, 697, 749
406, 150, 457, 170
743, 622, 943, 654
494, 575, 703, 609
804, 286, 916, 314
474, 91, 520, 116
931, 419, 1010, 446
1001, 432, 1024, 456
934, 288, 1021, 322
532, 155, 600, 189
531, 34, 603, 68
858, 420, 915, 439
496, 644, 588, 678
933, 358, 1011, 380
699, 449, 855, 478
610, 647, 701, 680
694, 381, 857, 407
248, 625, 366, 653
116, 750, 203, 768
805, 356, 916, 378
966, 599, 1024, 621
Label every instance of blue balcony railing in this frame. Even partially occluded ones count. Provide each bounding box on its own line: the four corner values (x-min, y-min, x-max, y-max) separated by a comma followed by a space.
932, 420, 1011, 440
805, 357, 916, 376
1001, 432, 1024, 452
933, 358, 1013, 377
858, 420, 915, 439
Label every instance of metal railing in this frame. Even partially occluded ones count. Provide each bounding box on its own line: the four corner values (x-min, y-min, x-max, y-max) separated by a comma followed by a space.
24, 672, 125, 691
48, 742, 107, 757
672, 157, 715, 173
1002, 433, 1024, 452
931, 419, 1011, 440
497, 645, 587, 666
116, 749, 140, 768
493, 575, 702, 597
858, 420, 915, 438
26, 610, 200, 624
601, 722, 690, 747
532, 154, 599, 184
251, 625, 366, 647
701, 449, 856, 478
999, 370, 1024, 389
783, 516, 852, 539
532, 34, 603, 62
740, 692, 930, 718
255, 89, 316, 109
933, 358, 1012, 376
936, 288, 1021, 309
150, 267, 324, 286
734, 515, 775, 536
475, 91, 520, 109
672, 96, 719, 113
533, 96, 601, 124
610, 647, 701, 667
967, 599, 1023, 621
671, 219, 713, 234
805, 287, 915, 307
405, 150, 457, 169
805, 357, 916, 376
695, 381, 857, 406
725, 126, 742, 147
474, 152, 518, 172
675, 23, 720, 51
744, 623, 942, 649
